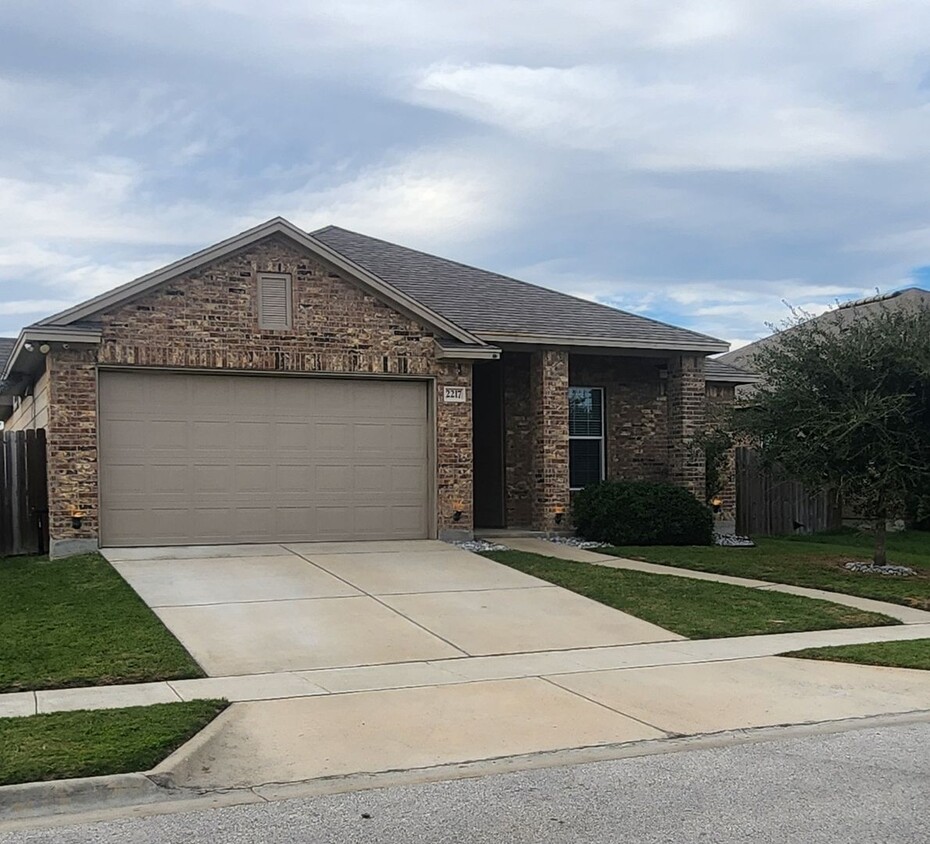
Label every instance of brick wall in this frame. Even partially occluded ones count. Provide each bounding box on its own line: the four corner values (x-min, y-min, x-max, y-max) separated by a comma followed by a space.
46, 234, 473, 547
667, 354, 706, 498
530, 349, 570, 530
46, 347, 99, 544
569, 355, 669, 483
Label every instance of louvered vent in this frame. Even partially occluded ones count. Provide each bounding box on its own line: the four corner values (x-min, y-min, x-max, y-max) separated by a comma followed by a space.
258, 273, 292, 329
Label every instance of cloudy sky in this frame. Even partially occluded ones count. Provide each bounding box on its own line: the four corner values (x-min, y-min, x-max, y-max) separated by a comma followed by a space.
2, 1, 930, 349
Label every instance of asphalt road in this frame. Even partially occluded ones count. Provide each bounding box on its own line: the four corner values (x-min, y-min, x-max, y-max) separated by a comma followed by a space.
4, 722, 929, 844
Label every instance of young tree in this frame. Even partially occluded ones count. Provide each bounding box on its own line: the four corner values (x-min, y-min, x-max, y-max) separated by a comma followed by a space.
734, 302, 930, 565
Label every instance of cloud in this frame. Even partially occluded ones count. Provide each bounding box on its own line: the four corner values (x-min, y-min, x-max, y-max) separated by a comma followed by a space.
413, 62, 891, 171
244, 147, 525, 251
1, 0, 930, 344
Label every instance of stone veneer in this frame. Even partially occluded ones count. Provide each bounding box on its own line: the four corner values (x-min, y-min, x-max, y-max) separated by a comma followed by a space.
44, 234, 473, 553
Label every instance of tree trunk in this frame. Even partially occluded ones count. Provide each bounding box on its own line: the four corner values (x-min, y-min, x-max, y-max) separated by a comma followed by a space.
873, 515, 888, 566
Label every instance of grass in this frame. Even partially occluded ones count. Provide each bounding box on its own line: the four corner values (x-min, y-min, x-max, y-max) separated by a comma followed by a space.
0, 553, 204, 693
483, 550, 897, 639
0, 700, 227, 786
785, 639, 930, 671
601, 530, 930, 609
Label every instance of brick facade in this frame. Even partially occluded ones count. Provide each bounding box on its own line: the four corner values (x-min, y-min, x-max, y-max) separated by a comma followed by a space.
46, 347, 99, 546
569, 354, 670, 483
502, 351, 534, 527
667, 354, 706, 498
500, 351, 709, 528
44, 234, 473, 550
530, 349, 570, 531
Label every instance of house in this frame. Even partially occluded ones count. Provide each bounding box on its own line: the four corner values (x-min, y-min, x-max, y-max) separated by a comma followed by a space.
0, 218, 755, 558
718, 287, 930, 373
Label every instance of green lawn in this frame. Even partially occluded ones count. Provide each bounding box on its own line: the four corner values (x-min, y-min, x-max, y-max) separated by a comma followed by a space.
483, 551, 897, 639
602, 531, 930, 609
0, 554, 204, 693
786, 639, 930, 671
0, 700, 227, 786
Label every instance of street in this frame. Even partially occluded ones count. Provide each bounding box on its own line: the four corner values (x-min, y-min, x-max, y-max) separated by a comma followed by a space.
4, 720, 928, 844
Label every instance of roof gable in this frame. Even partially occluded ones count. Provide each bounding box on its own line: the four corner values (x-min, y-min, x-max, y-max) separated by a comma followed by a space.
313, 226, 727, 353
37, 218, 482, 346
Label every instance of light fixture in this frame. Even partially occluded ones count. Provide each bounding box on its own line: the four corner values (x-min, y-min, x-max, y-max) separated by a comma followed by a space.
23, 342, 34, 352
38, 343, 50, 354
554, 505, 565, 525
71, 508, 85, 530
452, 500, 465, 522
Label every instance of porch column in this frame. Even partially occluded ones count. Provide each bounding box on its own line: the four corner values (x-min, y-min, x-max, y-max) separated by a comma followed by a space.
530, 349, 570, 530
667, 353, 706, 498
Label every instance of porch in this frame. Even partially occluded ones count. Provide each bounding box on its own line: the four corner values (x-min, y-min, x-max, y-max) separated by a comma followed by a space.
471, 349, 706, 532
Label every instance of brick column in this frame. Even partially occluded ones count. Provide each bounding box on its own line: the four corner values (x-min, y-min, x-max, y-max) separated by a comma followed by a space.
667, 354, 706, 498
46, 347, 99, 558
436, 362, 473, 539
530, 349, 570, 531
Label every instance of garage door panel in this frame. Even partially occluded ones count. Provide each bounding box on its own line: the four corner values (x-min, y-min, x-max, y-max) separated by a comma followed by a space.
99, 371, 430, 546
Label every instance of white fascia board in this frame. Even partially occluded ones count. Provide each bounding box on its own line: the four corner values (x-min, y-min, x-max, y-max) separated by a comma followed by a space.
475, 332, 730, 354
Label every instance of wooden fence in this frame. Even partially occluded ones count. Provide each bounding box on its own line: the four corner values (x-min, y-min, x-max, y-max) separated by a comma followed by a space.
0, 429, 49, 556
735, 446, 842, 536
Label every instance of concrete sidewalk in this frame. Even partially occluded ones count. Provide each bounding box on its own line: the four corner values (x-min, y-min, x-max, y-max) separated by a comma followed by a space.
498, 537, 930, 625
3, 621, 928, 718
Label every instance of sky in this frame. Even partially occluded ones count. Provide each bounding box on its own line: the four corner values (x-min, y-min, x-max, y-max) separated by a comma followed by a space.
2, 1, 930, 350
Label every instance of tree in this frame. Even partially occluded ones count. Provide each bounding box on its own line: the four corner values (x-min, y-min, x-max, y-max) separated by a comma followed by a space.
733, 302, 930, 565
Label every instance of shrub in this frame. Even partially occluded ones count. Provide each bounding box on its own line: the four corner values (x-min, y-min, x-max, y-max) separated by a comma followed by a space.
572, 480, 714, 546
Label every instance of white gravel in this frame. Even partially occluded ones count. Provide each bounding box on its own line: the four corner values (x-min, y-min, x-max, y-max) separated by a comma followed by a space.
843, 561, 917, 577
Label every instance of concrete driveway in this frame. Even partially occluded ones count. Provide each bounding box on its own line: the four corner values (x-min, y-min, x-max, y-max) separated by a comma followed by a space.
102, 540, 930, 794
104, 540, 681, 676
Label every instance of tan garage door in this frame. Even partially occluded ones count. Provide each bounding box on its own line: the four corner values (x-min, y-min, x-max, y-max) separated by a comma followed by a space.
98, 371, 430, 546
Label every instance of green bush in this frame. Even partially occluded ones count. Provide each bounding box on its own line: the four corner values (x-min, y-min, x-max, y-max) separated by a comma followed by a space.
572, 480, 715, 546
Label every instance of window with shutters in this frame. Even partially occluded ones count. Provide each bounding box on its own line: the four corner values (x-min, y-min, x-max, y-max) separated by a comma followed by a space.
257, 273, 292, 329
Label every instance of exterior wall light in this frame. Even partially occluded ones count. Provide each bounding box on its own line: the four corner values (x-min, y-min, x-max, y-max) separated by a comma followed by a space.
711, 496, 723, 514
452, 500, 465, 522
554, 505, 565, 525
71, 509, 85, 530
38, 344, 51, 354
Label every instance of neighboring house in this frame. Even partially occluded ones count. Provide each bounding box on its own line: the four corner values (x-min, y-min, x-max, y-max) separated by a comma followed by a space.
0, 218, 755, 557
718, 287, 930, 373
717, 287, 929, 534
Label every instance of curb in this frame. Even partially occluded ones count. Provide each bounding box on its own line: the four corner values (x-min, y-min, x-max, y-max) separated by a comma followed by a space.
0, 772, 174, 822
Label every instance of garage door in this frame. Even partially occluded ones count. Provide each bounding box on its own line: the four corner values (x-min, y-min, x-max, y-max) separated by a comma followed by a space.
98, 371, 430, 546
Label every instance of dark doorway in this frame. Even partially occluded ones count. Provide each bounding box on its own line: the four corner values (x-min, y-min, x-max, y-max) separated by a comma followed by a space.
472, 360, 505, 528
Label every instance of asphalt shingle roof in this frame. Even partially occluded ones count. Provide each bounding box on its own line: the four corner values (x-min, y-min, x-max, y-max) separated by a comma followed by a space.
313, 226, 726, 352
0, 337, 16, 373
704, 357, 759, 383
719, 287, 930, 371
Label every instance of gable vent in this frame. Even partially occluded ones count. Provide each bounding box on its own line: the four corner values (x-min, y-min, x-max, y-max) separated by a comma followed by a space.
258, 273, 292, 330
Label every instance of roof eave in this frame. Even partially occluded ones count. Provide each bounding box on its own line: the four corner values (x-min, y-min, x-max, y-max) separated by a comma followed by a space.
37, 217, 484, 348
435, 341, 501, 361
1, 326, 102, 383
474, 331, 729, 354
706, 372, 762, 384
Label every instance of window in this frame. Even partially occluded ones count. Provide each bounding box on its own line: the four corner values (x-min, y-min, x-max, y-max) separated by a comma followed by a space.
569, 386, 605, 489
258, 273, 292, 329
